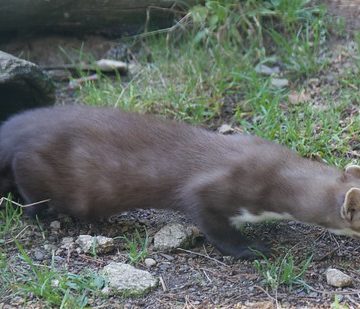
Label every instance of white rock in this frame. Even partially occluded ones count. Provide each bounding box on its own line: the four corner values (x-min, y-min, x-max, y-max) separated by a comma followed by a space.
271, 78, 289, 88
218, 124, 234, 135
44, 244, 57, 252
144, 258, 157, 267
101, 262, 157, 295
76, 235, 94, 253
95, 59, 128, 73
60, 237, 75, 249
326, 268, 353, 288
255, 64, 280, 76
288, 90, 310, 105
76, 235, 115, 254
153, 223, 192, 251
101, 286, 111, 295
95, 236, 115, 254
51, 279, 60, 288
50, 220, 61, 230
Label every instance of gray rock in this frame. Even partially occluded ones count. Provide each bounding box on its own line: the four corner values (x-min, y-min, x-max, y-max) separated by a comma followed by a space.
76, 235, 115, 254
76, 235, 95, 253
95, 236, 115, 254
95, 59, 128, 74
101, 262, 158, 296
44, 243, 57, 252
0, 51, 54, 121
255, 64, 280, 76
271, 78, 289, 88
101, 286, 111, 295
49, 220, 61, 230
218, 124, 234, 135
326, 268, 353, 287
51, 279, 60, 288
153, 223, 193, 251
60, 237, 75, 250
33, 249, 45, 261
144, 258, 157, 268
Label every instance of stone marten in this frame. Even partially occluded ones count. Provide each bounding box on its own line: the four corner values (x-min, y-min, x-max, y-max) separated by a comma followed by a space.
1, 105, 360, 258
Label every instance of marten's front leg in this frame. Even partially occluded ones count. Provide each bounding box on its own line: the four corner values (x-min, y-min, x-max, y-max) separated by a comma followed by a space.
194, 208, 270, 259
182, 171, 270, 259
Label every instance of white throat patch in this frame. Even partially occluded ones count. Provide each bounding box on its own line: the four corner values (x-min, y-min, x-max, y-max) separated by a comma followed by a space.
230, 208, 294, 229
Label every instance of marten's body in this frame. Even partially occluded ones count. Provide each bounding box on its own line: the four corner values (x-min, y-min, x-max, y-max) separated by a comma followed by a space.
1, 105, 360, 258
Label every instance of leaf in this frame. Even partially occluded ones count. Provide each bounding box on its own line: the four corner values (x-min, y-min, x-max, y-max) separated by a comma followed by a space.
193, 30, 208, 44
191, 6, 208, 24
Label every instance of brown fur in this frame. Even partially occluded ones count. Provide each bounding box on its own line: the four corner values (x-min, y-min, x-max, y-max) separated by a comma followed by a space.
1, 105, 360, 258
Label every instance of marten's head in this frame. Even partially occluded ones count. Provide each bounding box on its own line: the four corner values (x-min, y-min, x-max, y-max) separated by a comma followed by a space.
329, 165, 360, 238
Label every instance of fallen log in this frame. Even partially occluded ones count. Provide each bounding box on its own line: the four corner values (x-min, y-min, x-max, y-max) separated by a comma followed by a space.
0, 0, 197, 36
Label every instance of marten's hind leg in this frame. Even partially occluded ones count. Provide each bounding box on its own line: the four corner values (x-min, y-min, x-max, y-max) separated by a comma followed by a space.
0, 166, 16, 198
12, 154, 52, 218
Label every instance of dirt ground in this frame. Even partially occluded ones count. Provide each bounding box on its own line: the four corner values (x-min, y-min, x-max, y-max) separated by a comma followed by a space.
1, 1, 360, 308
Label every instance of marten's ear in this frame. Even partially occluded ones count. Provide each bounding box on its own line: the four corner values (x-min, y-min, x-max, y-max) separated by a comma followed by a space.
345, 165, 360, 179
341, 188, 360, 222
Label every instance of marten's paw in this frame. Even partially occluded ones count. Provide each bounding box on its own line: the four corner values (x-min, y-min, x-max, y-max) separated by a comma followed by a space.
23, 203, 57, 220
214, 240, 270, 260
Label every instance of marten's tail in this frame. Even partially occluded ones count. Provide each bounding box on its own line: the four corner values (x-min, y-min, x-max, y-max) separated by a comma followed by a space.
0, 123, 15, 200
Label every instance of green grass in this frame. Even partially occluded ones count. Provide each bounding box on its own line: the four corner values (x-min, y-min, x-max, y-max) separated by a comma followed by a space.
331, 295, 349, 309
12, 242, 105, 308
80, 0, 329, 120
119, 229, 149, 265
232, 69, 360, 166
253, 251, 313, 291
0, 194, 23, 243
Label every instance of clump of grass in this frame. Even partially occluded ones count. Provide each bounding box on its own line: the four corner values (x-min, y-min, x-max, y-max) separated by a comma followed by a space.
331, 295, 348, 309
253, 251, 312, 291
0, 194, 23, 243
190, 0, 328, 76
0, 251, 14, 301
14, 242, 105, 308
190, 0, 323, 45
120, 229, 149, 264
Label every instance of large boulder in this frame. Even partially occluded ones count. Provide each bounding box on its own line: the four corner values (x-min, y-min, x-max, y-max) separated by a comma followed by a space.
0, 51, 55, 121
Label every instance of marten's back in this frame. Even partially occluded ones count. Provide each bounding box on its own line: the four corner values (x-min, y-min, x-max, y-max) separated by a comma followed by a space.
0, 105, 239, 217
0, 105, 210, 169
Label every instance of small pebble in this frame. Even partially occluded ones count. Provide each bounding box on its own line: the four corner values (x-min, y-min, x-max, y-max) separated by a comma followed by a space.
33, 250, 45, 261
326, 268, 353, 288
218, 124, 234, 135
271, 78, 289, 88
101, 286, 110, 295
76, 235, 94, 253
44, 244, 57, 252
50, 220, 61, 230
51, 279, 60, 288
144, 258, 157, 267
255, 64, 280, 75
61, 237, 75, 249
